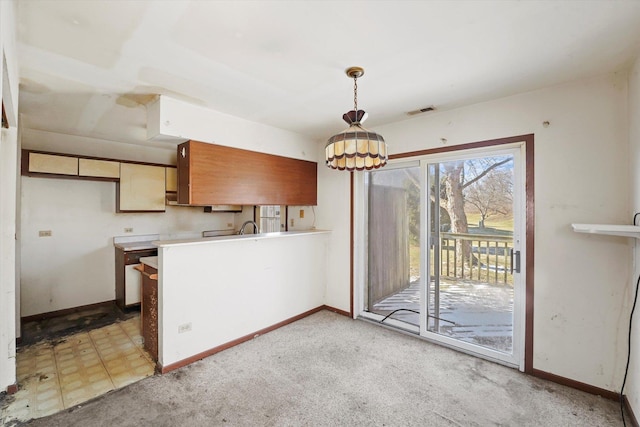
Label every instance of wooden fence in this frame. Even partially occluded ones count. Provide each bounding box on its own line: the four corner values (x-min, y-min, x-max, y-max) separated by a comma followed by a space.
439, 232, 514, 285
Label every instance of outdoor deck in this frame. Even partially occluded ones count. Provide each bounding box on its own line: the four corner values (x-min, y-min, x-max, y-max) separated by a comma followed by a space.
372, 279, 514, 353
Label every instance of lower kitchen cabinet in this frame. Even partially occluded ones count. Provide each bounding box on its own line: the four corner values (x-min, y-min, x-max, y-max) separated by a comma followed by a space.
140, 263, 159, 362
115, 247, 158, 310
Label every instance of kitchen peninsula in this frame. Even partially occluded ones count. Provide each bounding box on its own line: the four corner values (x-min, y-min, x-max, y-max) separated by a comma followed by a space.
139, 230, 330, 372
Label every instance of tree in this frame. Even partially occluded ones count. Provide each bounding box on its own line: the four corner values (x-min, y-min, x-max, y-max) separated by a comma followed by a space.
437, 156, 512, 267
465, 168, 512, 228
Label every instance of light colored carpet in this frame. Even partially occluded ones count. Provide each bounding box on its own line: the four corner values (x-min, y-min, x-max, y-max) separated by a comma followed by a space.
21, 310, 624, 426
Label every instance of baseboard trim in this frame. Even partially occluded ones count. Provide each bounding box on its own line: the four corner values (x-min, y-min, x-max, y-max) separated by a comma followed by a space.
21, 300, 116, 323
159, 305, 327, 374
531, 368, 619, 401
322, 305, 351, 318
624, 395, 639, 427
6, 383, 18, 394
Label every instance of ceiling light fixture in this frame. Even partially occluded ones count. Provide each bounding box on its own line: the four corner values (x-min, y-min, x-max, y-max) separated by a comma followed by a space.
325, 67, 388, 171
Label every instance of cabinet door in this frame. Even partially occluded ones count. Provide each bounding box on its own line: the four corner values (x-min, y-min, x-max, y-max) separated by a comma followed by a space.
124, 264, 142, 305
118, 163, 166, 212
79, 158, 120, 179
165, 167, 178, 192
28, 152, 78, 176
178, 140, 317, 206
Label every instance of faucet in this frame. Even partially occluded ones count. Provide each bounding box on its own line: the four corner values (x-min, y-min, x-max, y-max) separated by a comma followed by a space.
239, 220, 259, 235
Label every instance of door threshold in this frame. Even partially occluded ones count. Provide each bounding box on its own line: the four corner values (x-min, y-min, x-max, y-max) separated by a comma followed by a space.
358, 311, 419, 334
358, 312, 519, 370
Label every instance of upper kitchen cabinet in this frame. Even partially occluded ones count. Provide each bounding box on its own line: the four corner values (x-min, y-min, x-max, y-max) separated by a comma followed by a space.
117, 163, 166, 212
177, 140, 317, 206
165, 167, 178, 192
25, 151, 78, 176
78, 158, 120, 179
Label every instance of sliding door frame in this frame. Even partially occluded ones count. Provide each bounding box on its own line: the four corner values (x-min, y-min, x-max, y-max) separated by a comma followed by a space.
352, 134, 535, 373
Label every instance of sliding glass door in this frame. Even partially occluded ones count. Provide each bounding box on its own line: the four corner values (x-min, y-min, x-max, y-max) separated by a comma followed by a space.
361, 145, 525, 368
364, 163, 421, 330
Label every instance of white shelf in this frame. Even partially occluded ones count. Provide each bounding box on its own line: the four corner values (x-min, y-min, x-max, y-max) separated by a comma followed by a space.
571, 224, 640, 239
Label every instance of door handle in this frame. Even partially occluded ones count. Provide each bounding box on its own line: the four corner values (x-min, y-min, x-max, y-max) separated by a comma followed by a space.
510, 249, 521, 274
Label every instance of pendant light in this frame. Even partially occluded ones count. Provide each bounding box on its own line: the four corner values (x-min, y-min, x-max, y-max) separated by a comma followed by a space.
326, 67, 388, 171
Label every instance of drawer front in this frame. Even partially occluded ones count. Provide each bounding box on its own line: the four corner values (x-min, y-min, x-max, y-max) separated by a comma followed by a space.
124, 249, 157, 264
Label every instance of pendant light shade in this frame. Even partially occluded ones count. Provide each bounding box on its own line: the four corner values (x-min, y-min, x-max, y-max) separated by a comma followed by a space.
326, 67, 388, 171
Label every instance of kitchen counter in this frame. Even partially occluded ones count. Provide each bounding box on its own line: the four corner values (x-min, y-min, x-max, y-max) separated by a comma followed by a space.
139, 256, 158, 269
114, 241, 157, 251
153, 229, 330, 371
113, 234, 160, 251
153, 229, 330, 248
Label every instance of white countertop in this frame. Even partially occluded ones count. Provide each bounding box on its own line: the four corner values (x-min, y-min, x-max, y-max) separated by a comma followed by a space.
139, 256, 158, 269
153, 229, 330, 248
113, 234, 160, 251
113, 230, 234, 250
114, 241, 158, 251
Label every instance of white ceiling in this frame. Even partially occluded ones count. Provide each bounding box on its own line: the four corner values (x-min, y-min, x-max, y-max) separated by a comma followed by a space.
16, 0, 640, 149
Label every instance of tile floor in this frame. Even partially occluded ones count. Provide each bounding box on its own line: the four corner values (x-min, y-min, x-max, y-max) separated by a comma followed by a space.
1, 316, 155, 424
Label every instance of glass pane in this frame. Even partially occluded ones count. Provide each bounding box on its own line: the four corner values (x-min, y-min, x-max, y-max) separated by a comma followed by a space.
366, 166, 421, 327
428, 155, 515, 354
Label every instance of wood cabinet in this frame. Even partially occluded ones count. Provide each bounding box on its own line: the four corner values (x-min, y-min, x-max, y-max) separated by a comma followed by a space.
140, 263, 158, 362
117, 163, 166, 212
27, 152, 78, 176
115, 247, 157, 310
165, 167, 178, 192
177, 140, 317, 206
79, 158, 120, 179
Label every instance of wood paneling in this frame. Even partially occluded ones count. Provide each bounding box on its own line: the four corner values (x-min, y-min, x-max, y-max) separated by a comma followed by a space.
368, 185, 410, 306
141, 264, 158, 362
177, 140, 317, 206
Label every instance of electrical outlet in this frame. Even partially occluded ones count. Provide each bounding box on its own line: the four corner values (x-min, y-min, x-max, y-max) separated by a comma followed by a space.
38, 230, 52, 237
290, 218, 294, 227
299, 209, 305, 219
124, 227, 133, 233
178, 323, 192, 333
227, 223, 233, 228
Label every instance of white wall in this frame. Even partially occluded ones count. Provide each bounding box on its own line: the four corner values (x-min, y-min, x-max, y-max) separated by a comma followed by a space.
322, 72, 631, 392
627, 53, 640, 418
20, 176, 243, 316
19, 131, 244, 317
0, 0, 18, 393
149, 95, 317, 162
316, 159, 352, 313
158, 232, 328, 367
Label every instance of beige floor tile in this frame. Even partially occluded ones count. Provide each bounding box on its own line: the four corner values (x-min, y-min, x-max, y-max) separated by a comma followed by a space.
3, 313, 153, 424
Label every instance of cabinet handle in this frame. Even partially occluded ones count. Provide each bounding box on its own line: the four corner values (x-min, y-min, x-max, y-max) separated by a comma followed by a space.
134, 264, 158, 280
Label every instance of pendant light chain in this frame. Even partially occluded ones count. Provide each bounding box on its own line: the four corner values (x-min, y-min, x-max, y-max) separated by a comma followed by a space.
353, 76, 358, 111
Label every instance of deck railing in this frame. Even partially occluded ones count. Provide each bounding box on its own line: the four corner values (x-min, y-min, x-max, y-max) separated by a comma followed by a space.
439, 232, 513, 285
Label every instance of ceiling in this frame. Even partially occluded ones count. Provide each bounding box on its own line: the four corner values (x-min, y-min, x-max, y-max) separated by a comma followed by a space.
16, 1, 640, 149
